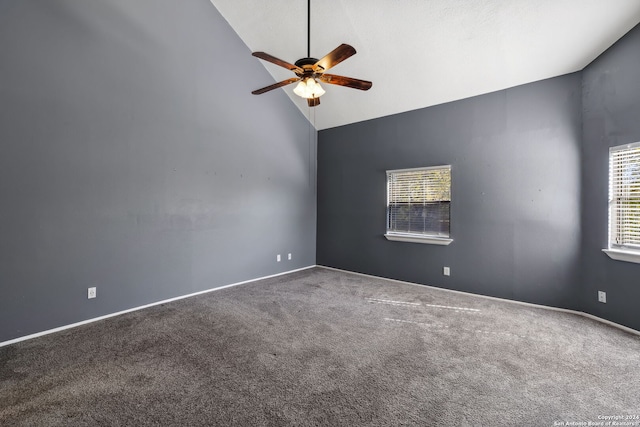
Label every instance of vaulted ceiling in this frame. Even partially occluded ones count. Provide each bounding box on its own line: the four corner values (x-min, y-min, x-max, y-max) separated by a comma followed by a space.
210, 1, 640, 130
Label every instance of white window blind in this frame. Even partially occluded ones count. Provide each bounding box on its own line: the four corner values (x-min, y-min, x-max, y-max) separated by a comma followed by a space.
609, 143, 640, 250
387, 165, 451, 237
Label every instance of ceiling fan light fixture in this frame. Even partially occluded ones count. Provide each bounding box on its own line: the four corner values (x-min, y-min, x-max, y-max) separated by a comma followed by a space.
293, 77, 325, 99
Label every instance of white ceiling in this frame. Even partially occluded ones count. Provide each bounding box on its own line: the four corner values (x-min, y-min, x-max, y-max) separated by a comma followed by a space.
210, 0, 640, 130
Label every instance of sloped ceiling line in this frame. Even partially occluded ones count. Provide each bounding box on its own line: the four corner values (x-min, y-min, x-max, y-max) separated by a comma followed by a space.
210, 0, 640, 130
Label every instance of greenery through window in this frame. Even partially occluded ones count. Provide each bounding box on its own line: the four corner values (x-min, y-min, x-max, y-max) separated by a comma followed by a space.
609, 143, 640, 250
387, 166, 451, 238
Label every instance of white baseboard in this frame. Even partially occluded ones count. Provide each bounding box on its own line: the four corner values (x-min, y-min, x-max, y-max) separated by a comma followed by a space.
5, 264, 636, 348
0, 266, 316, 348
318, 265, 640, 337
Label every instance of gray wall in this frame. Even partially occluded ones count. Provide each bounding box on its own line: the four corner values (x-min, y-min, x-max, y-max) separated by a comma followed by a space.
581, 24, 640, 331
0, 0, 316, 342
318, 73, 583, 310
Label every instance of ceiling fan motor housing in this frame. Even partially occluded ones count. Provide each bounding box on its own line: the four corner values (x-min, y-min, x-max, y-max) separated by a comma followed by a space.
294, 57, 320, 74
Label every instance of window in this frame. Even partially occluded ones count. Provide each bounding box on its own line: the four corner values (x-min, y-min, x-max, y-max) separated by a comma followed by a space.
385, 165, 452, 245
604, 142, 640, 263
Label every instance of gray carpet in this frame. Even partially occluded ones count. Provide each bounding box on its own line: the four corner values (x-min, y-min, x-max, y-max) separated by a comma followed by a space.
1, 267, 639, 426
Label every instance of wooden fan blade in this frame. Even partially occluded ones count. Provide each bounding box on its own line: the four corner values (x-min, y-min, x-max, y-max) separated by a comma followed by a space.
252, 77, 300, 95
319, 74, 372, 91
313, 44, 356, 72
252, 52, 303, 73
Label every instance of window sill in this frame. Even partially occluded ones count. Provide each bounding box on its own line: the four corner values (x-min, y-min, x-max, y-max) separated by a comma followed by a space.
602, 248, 640, 264
384, 233, 453, 245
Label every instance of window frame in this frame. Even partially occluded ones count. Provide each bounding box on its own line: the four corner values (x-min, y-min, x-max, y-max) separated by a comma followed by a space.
603, 142, 640, 264
384, 165, 453, 246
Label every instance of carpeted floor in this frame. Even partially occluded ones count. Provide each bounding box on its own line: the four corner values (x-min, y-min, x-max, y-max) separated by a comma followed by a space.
1, 267, 639, 426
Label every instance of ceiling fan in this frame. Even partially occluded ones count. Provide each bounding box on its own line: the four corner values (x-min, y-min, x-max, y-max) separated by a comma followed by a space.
251, 0, 372, 107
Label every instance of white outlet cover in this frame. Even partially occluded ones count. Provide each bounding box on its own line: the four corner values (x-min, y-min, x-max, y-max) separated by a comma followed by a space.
443, 267, 450, 276
288, 253, 292, 260
598, 291, 606, 303
88, 287, 97, 299
277, 254, 281, 262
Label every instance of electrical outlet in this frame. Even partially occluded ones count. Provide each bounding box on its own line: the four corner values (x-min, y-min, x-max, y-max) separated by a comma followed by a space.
277, 254, 281, 262
288, 253, 292, 260
88, 287, 97, 299
443, 266, 450, 276
598, 291, 606, 303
